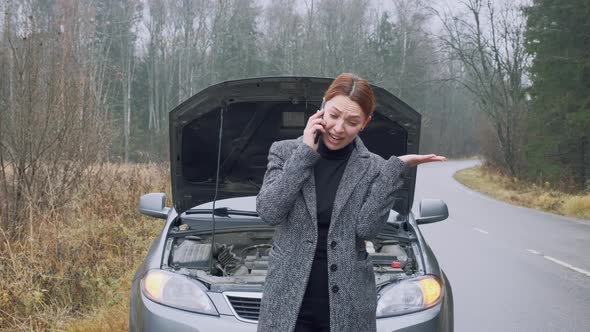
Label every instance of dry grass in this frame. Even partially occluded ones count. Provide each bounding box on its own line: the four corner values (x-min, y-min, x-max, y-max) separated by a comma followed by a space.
454, 166, 590, 220
0, 163, 170, 331
62, 274, 131, 332
562, 195, 590, 219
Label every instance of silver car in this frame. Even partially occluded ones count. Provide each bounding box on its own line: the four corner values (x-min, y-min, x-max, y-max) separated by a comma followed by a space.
129, 77, 454, 331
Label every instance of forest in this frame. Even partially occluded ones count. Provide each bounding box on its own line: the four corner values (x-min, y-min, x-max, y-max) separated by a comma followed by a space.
0, 0, 588, 329
1, 0, 587, 223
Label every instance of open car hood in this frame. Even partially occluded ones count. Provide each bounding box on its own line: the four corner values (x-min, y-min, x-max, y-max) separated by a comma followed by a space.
170, 77, 421, 215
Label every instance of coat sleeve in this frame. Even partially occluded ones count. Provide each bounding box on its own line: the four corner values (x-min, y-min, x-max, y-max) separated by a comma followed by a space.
355, 156, 407, 239
256, 140, 321, 225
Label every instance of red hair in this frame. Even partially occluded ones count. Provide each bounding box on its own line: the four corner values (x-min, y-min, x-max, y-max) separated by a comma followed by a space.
323, 73, 375, 118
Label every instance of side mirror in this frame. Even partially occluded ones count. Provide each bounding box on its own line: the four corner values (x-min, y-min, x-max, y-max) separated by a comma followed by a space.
416, 199, 448, 225
139, 193, 169, 219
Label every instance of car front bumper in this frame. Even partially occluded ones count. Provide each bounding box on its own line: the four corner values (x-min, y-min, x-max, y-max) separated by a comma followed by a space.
131, 291, 449, 332
132, 291, 258, 332
377, 302, 448, 332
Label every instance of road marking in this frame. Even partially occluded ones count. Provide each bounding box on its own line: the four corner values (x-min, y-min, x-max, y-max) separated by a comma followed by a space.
525, 249, 590, 277
543, 256, 590, 277
473, 227, 489, 234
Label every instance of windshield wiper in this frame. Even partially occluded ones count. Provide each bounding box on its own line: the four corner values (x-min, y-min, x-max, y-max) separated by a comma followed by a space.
185, 207, 258, 217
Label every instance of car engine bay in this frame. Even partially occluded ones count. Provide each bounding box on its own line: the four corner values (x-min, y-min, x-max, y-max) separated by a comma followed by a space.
162, 222, 421, 291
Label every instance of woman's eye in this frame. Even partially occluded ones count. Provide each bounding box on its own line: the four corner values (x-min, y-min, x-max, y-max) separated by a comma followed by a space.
329, 114, 338, 119
349, 122, 358, 126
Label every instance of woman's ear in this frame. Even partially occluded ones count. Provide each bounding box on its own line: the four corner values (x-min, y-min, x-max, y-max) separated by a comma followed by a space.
363, 115, 372, 128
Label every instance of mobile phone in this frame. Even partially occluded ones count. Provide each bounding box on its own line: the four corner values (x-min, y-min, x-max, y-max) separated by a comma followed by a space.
314, 98, 326, 144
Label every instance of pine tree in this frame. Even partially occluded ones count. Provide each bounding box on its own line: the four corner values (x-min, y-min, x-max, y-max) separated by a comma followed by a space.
524, 0, 590, 191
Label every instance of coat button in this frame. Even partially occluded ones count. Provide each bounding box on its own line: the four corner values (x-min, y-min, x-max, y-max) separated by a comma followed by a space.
330, 264, 337, 272
330, 241, 337, 249
332, 285, 339, 293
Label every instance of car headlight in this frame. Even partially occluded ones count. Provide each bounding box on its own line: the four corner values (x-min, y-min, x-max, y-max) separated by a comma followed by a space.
376, 275, 442, 317
141, 269, 218, 315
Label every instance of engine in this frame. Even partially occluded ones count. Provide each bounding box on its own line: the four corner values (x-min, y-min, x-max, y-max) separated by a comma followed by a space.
167, 233, 273, 277
165, 226, 418, 283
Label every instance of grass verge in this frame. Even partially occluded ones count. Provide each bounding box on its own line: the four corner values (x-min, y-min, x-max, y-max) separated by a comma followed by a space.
454, 166, 590, 220
0, 163, 170, 331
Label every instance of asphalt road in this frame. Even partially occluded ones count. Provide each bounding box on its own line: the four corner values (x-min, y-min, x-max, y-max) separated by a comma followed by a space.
413, 160, 590, 332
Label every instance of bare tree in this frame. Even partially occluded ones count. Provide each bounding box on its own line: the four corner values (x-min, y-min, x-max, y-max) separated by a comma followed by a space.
391, 0, 430, 99
315, 0, 370, 76
144, 0, 162, 134
262, 0, 304, 75
434, 0, 529, 175
169, 0, 213, 100
120, 1, 140, 163
0, 0, 109, 234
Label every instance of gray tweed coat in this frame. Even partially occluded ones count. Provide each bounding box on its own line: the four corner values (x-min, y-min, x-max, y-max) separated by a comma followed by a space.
256, 136, 406, 332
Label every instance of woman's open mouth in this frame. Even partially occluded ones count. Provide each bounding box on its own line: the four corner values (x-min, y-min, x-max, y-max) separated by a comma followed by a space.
327, 133, 344, 145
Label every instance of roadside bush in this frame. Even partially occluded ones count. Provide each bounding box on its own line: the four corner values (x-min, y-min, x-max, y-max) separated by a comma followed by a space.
537, 192, 560, 212
0, 5, 109, 237
0, 163, 169, 331
455, 165, 590, 220
563, 195, 590, 220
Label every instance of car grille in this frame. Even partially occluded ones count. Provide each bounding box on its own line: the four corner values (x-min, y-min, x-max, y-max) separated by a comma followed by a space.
225, 292, 261, 322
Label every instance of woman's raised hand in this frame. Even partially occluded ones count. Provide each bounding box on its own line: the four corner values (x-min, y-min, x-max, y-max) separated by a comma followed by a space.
399, 154, 447, 167
303, 109, 326, 151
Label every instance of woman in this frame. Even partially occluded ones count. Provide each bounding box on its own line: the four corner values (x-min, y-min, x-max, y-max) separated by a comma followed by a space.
256, 73, 446, 332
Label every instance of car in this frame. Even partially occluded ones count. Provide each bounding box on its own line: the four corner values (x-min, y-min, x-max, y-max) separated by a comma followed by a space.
129, 77, 454, 332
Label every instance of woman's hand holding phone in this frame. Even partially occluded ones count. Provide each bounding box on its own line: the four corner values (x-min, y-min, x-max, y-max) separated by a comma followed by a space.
303, 109, 326, 151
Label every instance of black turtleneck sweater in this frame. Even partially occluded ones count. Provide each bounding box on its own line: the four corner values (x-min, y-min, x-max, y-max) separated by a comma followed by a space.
301, 139, 354, 305
314, 139, 354, 259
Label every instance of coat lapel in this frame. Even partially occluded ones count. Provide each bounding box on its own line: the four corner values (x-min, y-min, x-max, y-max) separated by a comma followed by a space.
330, 136, 370, 224
301, 169, 318, 224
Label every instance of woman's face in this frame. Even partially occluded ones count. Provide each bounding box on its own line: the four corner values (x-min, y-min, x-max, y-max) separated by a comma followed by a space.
321, 95, 371, 150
